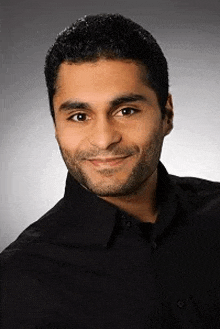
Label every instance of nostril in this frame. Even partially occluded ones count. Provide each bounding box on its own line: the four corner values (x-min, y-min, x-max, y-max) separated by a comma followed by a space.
89, 129, 122, 149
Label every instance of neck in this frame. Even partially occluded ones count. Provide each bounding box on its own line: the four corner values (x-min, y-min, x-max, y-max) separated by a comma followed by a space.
101, 169, 158, 223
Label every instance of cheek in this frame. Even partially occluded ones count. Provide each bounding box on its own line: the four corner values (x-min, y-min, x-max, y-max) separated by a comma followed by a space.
56, 126, 85, 150
128, 120, 162, 144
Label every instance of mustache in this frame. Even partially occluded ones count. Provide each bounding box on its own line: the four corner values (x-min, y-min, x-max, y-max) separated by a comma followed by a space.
74, 146, 140, 160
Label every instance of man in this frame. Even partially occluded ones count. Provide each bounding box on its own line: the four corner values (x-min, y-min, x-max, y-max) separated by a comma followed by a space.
1, 14, 220, 329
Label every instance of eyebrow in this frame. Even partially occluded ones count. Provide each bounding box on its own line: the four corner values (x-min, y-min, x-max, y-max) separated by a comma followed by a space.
58, 93, 148, 112
110, 94, 147, 108
59, 100, 90, 111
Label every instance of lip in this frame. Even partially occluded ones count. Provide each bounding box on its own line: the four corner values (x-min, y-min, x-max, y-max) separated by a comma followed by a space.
88, 155, 131, 167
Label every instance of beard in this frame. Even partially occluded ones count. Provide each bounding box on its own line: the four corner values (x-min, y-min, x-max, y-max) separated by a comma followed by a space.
57, 134, 164, 198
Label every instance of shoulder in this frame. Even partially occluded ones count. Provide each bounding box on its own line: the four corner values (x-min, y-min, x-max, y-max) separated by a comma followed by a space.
170, 173, 220, 203
170, 173, 220, 192
0, 198, 67, 260
169, 173, 220, 231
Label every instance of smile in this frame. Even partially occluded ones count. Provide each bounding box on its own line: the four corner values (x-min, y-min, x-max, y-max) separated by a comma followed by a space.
88, 155, 131, 167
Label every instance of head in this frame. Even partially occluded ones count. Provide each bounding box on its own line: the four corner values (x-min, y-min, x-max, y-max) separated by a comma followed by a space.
44, 13, 169, 121
44, 14, 173, 198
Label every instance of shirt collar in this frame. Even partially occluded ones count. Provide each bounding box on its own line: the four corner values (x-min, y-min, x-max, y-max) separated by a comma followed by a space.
63, 174, 117, 246
152, 162, 178, 241
62, 162, 179, 246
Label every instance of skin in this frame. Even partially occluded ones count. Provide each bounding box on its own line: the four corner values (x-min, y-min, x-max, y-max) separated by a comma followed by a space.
53, 59, 173, 223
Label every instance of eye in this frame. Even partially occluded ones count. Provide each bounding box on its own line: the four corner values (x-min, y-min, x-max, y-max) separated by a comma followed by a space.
116, 107, 137, 117
70, 113, 89, 122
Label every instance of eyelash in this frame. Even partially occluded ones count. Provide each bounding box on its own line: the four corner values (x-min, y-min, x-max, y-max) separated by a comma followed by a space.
68, 107, 138, 122
116, 108, 137, 117
69, 113, 89, 122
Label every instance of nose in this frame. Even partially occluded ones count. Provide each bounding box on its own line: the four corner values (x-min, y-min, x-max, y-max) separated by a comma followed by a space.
88, 117, 122, 150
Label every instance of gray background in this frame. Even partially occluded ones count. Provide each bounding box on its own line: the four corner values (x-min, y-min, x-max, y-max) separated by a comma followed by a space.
1, 0, 220, 251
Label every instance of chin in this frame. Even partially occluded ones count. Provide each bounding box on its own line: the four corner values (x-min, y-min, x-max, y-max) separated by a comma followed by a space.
84, 178, 146, 197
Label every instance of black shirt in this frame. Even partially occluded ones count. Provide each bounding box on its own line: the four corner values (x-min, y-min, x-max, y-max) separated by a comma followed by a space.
1, 162, 220, 328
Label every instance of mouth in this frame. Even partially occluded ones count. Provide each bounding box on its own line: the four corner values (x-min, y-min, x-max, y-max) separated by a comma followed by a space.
87, 155, 132, 167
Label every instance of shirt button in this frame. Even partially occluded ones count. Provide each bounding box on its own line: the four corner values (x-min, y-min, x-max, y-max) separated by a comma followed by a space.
152, 241, 157, 249
177, 300, 186, 308
126, 221, 131, 228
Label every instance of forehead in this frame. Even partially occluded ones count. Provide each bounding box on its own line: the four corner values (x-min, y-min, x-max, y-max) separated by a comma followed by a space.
53, 59, 159, 112
55, 59, 148, 93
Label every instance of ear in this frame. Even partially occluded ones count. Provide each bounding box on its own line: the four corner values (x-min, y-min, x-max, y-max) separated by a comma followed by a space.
163, 93, 174, 136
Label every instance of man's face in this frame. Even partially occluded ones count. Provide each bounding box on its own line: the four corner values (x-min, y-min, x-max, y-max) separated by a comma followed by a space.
53, 59, 173, 197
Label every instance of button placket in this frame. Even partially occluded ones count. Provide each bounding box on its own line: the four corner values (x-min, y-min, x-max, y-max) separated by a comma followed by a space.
120, 213, 132, 229
177, 300, 186, 309
125, 221, 131, 228
151, 241, 157, 250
